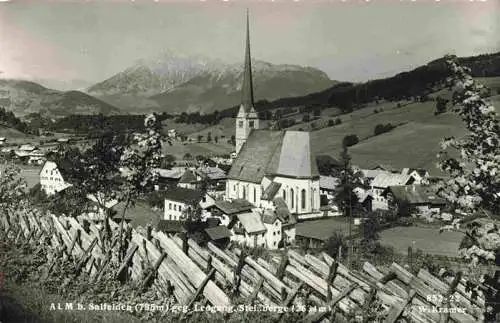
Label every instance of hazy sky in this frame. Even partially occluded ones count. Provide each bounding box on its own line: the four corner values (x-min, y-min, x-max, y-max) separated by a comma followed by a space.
0, 0, 499, 90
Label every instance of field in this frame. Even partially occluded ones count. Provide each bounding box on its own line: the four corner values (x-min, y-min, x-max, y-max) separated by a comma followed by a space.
379, 226, 465, 257
295, 217, 356, 241
162, 140, 234, 159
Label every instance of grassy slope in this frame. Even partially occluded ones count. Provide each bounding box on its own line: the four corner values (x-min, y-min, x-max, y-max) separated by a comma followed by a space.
309, 98, 468, 175
0, 124, 31, 141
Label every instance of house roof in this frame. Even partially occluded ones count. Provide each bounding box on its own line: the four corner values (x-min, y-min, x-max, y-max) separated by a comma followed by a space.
204, 225, 232, 240
371, 173, 414, 188
19, 144, 36, 151
320, 176, 340, 191
237, 211, 266, 234
162, 186, 204, 205
360, 169, 392, 179
372, 164, 397, 172
213, 199, 255, 215
179, 170, 198, 183
156, 167, 184, 179
261, 181, 282, 201
262, 210, 279, 224
196, 167, 227, 180
382, 185, 447, 206
228, 130, 319, 183
157, 220, 187, 233
273, 197, 293, 224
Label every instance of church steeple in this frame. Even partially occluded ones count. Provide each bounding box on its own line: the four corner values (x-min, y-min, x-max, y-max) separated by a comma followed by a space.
235, 9, 259, 156
241, 8, 255, 113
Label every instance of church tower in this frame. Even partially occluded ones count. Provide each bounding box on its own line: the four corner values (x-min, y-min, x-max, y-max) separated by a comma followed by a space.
235, 10, 259, 155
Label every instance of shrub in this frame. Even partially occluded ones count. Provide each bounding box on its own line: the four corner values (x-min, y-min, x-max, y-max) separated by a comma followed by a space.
327, 119, 335, 127
435, 96, 448, 115
373, 123, 395, 136
396, 217, 414, 227
342, 134, 359, 147
335, 118, 342, 125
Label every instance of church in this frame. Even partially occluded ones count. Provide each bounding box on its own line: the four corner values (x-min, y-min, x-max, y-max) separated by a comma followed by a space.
225, 11, 322, 220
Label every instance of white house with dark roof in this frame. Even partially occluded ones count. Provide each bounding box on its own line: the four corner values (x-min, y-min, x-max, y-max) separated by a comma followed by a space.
163, 186, 205, 221
39, 160, 73, 196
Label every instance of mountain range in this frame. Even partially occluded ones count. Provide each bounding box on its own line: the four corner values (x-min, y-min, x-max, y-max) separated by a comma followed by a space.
87, 52, 335, 114
0, 79, 120, 119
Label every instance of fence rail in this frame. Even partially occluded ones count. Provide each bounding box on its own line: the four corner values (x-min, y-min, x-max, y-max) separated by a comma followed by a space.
0, 207, 488, 323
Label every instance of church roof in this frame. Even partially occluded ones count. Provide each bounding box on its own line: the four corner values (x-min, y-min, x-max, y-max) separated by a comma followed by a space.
261, 181, 282, 201
228, 130, 319, 183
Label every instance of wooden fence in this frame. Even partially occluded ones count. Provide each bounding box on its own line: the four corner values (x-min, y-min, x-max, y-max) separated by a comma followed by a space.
0, 207, 487, 323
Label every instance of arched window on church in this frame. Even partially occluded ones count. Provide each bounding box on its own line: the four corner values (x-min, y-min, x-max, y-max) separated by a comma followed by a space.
283, 189, 286, 202
290, 189, 294, 209
301, 189, 306, 210
242, 186, 246, 200
253, 187, 257, 203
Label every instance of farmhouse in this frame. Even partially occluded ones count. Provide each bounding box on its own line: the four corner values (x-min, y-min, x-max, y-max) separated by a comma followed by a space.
177, 169, 198, 190
163, 186, 206, 221
401, 168, 430, 184
370, 173, 416, 210
39, 160, 73, 196
196, 165, 227, 192
156, 167, 185, 189
381, 185, 447, 215
207, 199, 255, 226
319, 175, 339, 199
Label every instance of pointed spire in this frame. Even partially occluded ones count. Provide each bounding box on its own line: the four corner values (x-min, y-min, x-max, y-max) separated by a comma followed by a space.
241, 9, 255, 113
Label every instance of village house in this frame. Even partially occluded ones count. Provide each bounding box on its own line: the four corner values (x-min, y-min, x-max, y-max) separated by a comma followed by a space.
195, 165, 227, 193
206, 199, 255, 227
155, 167, 185, 189
381, 185, 447, 216
401, 168, 430, 184
177, 169, 198, 190
369, 173, 417, 210
319, 175, 340, 203
353, 187, 374, 213
39, 160, 73, 196
163, 186, 207, 221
